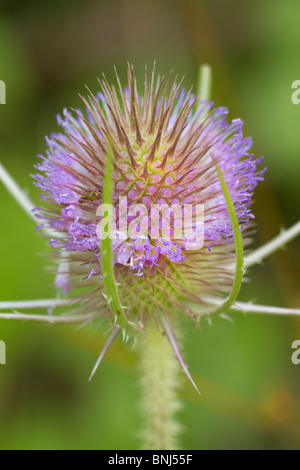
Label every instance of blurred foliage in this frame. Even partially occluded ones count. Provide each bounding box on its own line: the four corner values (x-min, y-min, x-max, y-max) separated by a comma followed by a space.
0, 0, 300, 450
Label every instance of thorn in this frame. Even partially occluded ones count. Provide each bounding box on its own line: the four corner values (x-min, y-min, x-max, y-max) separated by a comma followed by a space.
88, 327, 120, 381
141, 161, 149, 178
131, 335, 138, 349
122, 329, 128, 342
147, 106, 171, 163
121, 126, 139, 170
220, 313, 234, 323
162, 318, 200, 395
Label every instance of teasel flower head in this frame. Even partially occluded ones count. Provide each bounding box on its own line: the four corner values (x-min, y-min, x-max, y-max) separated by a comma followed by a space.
33, 64, 265, 381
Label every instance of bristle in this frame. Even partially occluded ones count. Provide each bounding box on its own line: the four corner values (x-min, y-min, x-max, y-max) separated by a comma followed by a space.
147, 105, 171, 163
148, 75, 164, 134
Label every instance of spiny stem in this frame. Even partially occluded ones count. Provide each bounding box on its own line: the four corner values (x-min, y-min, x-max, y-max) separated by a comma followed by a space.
139, 325, 181, 450
0, 161, 36, 222
243, 221, 300, 268
3, 298, 300, 322
189, 298, 300, 317
0, 299, 68, 310
231, 301, 300, 316
0, 312, 98, 323
0, 161, 57, 238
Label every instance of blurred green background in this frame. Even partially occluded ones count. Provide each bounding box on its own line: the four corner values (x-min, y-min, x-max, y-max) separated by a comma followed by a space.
0, 0, 300, 450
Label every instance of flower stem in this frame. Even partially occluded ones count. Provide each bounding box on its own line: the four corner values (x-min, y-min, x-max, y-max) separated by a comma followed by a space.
244, 220, 300, 268
0, 162, 57, 238
197, 64, 212, 101
230, 301, 300, 316
0, 312, 98, 323
0, 162, 36, 221
139, 324, 181, 450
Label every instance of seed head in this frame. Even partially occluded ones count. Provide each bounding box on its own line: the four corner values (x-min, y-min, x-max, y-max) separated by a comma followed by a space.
34, 64, 264, 336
